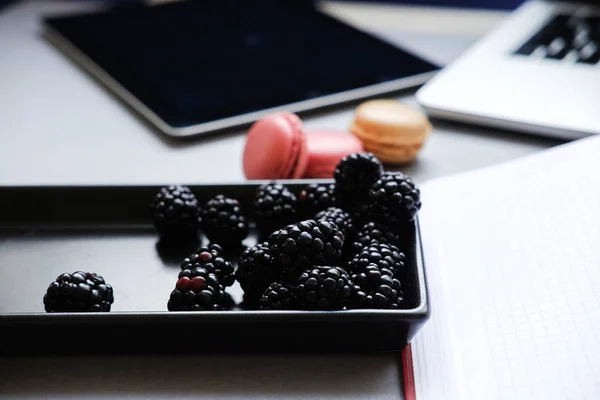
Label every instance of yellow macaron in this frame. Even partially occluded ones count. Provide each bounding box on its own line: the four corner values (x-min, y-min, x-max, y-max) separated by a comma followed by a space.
349, 99, 432, 164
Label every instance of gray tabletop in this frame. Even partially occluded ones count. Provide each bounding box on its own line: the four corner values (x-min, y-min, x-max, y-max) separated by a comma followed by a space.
0, 1, 562, 399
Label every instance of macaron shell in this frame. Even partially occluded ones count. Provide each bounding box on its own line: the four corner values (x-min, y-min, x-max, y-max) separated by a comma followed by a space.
304, 129, 364, 178
284, 113, 310, 179
350, 122, 427, 146
243, 113, 308, 180
358, 135, 423, 164
353, 99, 432, 135
349, 99, 431, 164
351, 99, 432, 145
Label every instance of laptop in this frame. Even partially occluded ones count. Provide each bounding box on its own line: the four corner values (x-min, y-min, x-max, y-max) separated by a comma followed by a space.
416, 0, 599, 140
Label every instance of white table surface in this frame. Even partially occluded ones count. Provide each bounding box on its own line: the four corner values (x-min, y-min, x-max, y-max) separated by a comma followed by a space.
0, 1, 563, 399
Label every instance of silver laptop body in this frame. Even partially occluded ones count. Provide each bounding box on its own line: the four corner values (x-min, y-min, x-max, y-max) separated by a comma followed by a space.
416, 0, 600, 140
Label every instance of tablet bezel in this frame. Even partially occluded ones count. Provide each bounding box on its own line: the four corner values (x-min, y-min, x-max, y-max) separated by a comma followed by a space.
42, 13, 437, 139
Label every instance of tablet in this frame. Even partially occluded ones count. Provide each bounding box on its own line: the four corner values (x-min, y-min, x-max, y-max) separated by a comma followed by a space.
42, 0, 438, 138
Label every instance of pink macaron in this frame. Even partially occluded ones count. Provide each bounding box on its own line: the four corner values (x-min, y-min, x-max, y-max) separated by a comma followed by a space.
243, 113, 309, 180
304, 129, 364, 178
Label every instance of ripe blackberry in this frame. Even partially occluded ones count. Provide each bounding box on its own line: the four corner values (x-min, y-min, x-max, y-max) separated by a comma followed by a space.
180, 246, 234, 287
200, 195, 249, 248
347, 243, 406, 278
43, 272, 114, 313
150, 185, 201, 238
369, 172, 421, 222
349, 267, 405, 309
350, 263, 394, 289
347, 203, 371, 229
315, 207, 355, 240
236, 242, 280, 299
167, 267, 224, 311
334, 152, 383, 210
195, 243, 223, 258
351, 221, 400, 255
268, 220, 344, 279
259, 283, 296, 310
294, 266, 354, 310
253, 183, 298, 237
298, 183, 336, 218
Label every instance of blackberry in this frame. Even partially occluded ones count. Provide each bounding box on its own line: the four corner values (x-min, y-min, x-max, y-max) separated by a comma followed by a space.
268, 220, 344, 280
150, 185, 201, 238
349, 267, 405, 309
259, 283, 296, 310
194, 243, 223, 259
333, 153, 383, 210
315, 207, 355, 240
351, 221, 400, 255
167, 267, 224, 311
180, 246, 235, 287
253, 183, 298, 237
43, 272, 114, 313
369, 172, 421, 222
348, 203, 372, 229
294, 266, 354, 310
297, 183, 336, 218
200, 195, 249, 248
236, 242, 280, 299
347, 243, 406, 278
350, 263, 394, 289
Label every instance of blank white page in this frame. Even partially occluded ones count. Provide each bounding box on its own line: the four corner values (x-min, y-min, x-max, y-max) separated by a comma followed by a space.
413, 135, 600, 400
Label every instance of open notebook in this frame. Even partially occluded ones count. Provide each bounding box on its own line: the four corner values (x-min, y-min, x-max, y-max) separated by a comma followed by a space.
409, 135, 600, 400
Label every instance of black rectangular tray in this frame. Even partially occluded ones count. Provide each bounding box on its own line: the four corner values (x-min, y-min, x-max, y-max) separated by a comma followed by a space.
0, 182, 429, 355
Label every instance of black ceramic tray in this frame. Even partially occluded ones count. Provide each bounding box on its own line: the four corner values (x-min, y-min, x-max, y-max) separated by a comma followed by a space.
0, 182, 429, 355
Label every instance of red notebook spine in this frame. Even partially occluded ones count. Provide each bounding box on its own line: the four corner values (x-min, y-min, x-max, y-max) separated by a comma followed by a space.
402, 344, 417, 400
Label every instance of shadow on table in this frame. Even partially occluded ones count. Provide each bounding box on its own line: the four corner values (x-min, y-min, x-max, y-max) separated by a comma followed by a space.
0, 354, 404, 399
386, 115, 567, 182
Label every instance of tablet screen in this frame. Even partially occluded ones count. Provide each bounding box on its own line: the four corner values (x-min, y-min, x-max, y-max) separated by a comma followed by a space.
44, 0, 438, 131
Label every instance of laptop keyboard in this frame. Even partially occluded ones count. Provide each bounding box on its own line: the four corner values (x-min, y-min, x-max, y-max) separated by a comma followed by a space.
514, 14, 600, 64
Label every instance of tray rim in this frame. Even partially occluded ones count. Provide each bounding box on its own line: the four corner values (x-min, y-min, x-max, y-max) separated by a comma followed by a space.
0, 182, 429, 321
0, 179, 336, 189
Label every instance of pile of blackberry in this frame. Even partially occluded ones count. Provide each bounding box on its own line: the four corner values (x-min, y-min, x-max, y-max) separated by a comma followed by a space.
41, 152, 419, 315
243, 152, 419, 311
